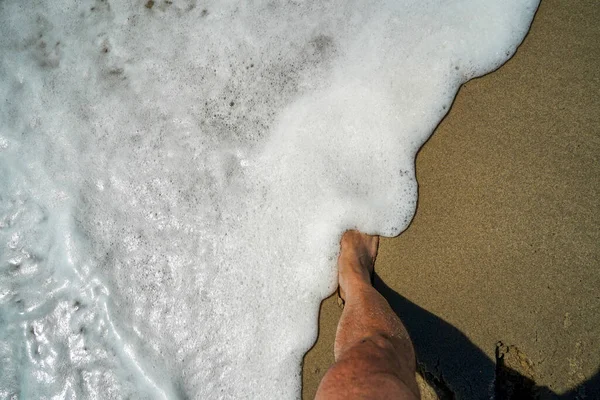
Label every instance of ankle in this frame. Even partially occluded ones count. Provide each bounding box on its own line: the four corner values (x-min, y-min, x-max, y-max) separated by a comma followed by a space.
340, 271, 373, 301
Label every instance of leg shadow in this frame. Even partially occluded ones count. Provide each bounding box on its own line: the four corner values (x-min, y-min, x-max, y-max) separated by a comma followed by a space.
373, 272, 496, 399
373, 273, 599, 400
558, 369, 600, 400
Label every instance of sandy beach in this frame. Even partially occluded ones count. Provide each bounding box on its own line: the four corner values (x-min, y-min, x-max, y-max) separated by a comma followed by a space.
303, 1, 600, 398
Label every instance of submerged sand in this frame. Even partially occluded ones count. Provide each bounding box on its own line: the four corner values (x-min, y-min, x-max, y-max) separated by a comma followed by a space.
303, 1, 600, 398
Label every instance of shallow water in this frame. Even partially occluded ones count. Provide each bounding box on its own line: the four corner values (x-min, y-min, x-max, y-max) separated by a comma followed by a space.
0, 0, 538, 398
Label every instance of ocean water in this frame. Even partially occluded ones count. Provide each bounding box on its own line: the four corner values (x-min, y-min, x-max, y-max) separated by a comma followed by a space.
0, 0, 538, 398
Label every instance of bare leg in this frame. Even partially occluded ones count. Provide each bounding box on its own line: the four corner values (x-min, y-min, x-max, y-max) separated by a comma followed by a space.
315, 231, 420, 400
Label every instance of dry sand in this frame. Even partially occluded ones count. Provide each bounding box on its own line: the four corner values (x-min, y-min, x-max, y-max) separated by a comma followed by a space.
302, 1, 600, 398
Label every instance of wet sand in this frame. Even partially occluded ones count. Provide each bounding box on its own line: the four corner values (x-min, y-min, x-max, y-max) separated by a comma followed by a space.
302, 1, 600, 398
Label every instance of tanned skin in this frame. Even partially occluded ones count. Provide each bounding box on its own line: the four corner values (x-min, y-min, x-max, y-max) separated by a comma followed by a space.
315, 230, 420, 400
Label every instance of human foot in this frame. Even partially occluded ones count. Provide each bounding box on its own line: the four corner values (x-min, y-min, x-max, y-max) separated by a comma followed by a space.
337, 230, 379, 302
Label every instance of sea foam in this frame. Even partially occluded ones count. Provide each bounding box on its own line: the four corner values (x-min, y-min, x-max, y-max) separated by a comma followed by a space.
0, 0, 538, 398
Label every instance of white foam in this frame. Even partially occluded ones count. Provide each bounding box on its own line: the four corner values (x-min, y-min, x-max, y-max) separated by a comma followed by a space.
0, 0, 538, 398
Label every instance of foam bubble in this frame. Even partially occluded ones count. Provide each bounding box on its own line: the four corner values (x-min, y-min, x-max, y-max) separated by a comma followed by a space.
0, 0, 538, 398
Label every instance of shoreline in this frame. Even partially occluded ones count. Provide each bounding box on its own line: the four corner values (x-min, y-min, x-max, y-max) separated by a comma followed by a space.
303, 1, 600, 397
